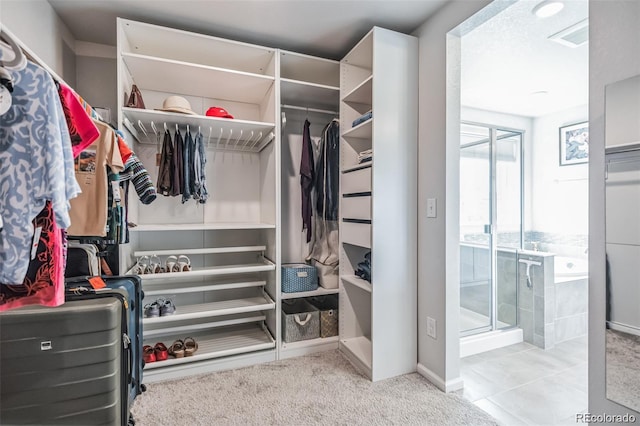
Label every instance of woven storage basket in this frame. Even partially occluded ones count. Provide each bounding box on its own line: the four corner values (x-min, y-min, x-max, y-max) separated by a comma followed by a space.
309, 295, 338, 338
281, 264, 318, 293
281, 299, 320, 343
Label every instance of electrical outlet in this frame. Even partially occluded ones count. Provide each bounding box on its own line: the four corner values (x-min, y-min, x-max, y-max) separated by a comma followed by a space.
427, 317, 437, 339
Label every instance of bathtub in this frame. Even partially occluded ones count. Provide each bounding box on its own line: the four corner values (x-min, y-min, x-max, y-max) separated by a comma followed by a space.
555, 256, 589, 279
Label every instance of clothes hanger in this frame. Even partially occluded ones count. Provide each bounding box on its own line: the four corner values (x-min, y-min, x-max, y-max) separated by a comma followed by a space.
137, 120, 148, 137
249, 132, 263, 151
243, 131, 254, 150
0, 29, 27, 70
233, 130, 243, 148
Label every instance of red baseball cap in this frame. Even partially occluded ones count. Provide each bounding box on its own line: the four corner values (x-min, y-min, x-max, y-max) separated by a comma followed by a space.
206, 107, 234, 119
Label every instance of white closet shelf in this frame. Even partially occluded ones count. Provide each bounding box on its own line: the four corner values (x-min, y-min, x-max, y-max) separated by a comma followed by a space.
280, 78, 339, 112
143, 324, 275, 370
342, 119, 372, 140
143, 294, 275, 325
138, 260, 275, 281
281, 287, 340, 299
134, 245, 266, 257
122, 52, 275, 104
143, 280, 267, 297
281, 335, 339, 351
143, 315, 266, 338
341, 336, 372, 370
342, 162, 372, 173
121, 19, 275, 75
123, 108, 275, 152
342, 75, 372, 105
341, 275, 372, 293
129, 222, 276, 232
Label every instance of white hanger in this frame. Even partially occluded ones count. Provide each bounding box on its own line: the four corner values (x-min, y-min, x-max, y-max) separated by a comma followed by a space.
225, 129, 233, 147
233, 130, 243, 148
243, 131, 255, 150
150, 121, 159, 138
249, 132, 263, 151
0, 29, 27, 70
207, 126, 213, 147
163, 122, 168, 132
215, 128, 223, 150
137, 120, 148, 137
187, 124, 190, 134
175, 123, 179, 133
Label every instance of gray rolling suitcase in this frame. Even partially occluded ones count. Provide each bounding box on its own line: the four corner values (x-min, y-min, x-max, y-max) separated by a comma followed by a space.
0, 296, 129, 425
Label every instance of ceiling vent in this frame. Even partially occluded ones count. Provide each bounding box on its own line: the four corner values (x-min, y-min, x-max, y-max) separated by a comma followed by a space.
549, 18, 589, 48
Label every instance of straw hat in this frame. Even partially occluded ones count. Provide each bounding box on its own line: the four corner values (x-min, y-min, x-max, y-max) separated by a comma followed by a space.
156, 95, 197, 115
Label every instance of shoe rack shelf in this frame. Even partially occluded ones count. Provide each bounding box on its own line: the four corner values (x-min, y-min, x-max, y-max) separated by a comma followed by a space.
136, 260, 275, 282
280, 287, 340, 300
143, 323, 275, 370
143, 279, 266, 297
130, 223, 276, 232
143, 294, 275, 325
134, 245, 267, 257
144, 314, 266, 338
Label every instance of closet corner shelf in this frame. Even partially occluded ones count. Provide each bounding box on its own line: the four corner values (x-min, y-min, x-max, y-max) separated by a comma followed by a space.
281, 287, 340, 300
121, 52, 275, 103
129, 222, 276, 232
342, 75, 373, 106
342, 119, 372, 140
341, 275, 372, 293
280, 78, 340, 112
138, 260, 275, 282
123, 108, 275, 152
342, 162, 372, 174
142, 294, 275, 325
143, 324, 275, 370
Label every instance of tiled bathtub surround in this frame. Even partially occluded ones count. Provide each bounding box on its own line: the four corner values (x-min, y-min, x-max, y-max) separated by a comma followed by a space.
461, 243, 589, 349
462, 231, 588, 258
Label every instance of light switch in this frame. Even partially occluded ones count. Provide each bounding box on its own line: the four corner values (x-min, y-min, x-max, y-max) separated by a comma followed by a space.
427, 198, 437, 218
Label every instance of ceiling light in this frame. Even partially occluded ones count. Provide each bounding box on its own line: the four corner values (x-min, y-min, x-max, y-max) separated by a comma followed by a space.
531, 90, 549, 96
532, 1, 564, 18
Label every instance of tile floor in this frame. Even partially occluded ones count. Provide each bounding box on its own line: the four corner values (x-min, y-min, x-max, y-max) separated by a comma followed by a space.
458, 336, 588, 425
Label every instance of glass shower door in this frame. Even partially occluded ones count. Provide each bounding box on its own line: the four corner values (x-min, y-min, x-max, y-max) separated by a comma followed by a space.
460, 124, 493, 335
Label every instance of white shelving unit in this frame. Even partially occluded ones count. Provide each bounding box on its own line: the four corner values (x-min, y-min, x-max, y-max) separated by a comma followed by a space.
339, 27, 418, 381
278, 50, 341, 359
117, 18, 280, 381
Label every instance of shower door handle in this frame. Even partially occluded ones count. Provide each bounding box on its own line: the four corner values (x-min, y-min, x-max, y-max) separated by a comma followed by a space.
484, 224, 494, 234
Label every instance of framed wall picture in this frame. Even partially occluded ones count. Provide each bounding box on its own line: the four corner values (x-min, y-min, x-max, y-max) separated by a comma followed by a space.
559, 121, 589, 165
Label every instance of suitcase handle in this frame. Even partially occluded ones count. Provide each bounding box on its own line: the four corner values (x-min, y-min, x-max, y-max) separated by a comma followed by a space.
294, 314, 312, 326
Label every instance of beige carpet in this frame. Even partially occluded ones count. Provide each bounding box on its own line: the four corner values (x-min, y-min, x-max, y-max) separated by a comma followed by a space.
131, 350, 498, 425
606, 329, 640, 411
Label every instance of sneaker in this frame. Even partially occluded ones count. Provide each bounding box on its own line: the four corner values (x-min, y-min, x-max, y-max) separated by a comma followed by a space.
144, 302, 159, 318
159, 299, 175, 316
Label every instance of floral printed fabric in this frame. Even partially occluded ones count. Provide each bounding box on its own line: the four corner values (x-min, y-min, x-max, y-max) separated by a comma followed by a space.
0, 202, 65, 311
0, 58, 80, 284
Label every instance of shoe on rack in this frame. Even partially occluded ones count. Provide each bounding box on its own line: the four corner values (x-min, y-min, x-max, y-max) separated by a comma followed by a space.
165, 255, 179, 273
184, 337, 198, 357
168, 339, 185, 358
154, 342, 169, 361
177, 255, 191, 272
159, 298, 175, 316
143, 345, 156, 363
144, 302, 159, 318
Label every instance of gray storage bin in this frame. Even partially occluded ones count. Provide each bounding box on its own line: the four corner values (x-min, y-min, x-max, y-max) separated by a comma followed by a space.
309, 295, 339, 338
281, 299, 320, 343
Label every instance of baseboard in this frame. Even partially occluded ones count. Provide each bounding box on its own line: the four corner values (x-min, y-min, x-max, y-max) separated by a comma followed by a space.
416, 363, 464, 393
607, 321, 640, 337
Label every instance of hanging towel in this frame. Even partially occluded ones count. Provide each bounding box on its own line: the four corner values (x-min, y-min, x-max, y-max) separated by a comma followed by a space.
173, 129, 184, 197
300, 119, 315, 243
157, 130, 173, 196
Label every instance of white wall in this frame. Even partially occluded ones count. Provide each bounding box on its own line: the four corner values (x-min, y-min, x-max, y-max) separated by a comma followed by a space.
0, 0, 75, 81
76, 55, 117, 124
412, 0, 492, 391
589, 0, 640, 417
531, 105, 588, 235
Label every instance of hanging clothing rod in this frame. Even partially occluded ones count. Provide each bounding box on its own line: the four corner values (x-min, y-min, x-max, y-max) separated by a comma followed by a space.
281, 104, 338, 116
